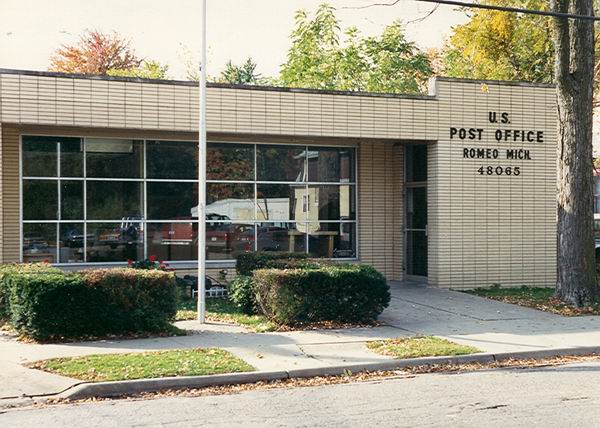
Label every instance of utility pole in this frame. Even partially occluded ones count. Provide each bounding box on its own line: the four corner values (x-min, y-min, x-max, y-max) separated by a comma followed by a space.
197, 0, 207, 322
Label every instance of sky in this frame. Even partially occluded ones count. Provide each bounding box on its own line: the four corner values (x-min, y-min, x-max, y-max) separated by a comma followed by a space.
0, 0, 468, 80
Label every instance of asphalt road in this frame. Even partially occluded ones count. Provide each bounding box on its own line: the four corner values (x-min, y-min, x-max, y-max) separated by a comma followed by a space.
2, 362, 600, 428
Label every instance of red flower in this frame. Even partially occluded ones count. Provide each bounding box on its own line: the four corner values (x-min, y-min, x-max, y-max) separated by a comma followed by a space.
148, 255, 157, 262
127, 259, 133, 266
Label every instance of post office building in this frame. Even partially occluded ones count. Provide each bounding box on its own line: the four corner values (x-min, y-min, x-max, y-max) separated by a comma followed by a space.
0, 69, 557, 288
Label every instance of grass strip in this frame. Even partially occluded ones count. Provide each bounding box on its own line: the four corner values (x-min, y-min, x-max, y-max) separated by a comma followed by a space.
176, 299, 277, 332
464, 286, 600, 316
30, 348, 255, 382
367, 336, 481, 359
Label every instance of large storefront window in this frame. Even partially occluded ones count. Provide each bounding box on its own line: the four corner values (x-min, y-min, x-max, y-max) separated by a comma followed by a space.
21, 136, 357, 263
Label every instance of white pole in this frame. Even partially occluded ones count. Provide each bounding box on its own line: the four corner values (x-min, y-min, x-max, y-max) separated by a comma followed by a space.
197, 0, 207, 323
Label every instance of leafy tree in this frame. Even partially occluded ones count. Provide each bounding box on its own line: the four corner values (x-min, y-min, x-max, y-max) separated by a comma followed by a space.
279, 3, 432, 93
215, 58, 268, 85
362, 21, 433, 93
49, 30, 168, 79
442, 0, 600, 106
106, 60, 169, 80
442, 0, 554, 83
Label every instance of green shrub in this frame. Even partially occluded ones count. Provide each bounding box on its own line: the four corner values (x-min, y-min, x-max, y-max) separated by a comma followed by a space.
79, 269, 178, 333
252, 264, 390, 325
0, 263, 61, 320
236, 252, 312, 276
4, 266, 177, 341
228, 275, 256, 314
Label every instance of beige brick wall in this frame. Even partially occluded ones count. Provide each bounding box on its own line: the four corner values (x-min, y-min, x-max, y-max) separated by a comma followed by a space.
358, 141, 403, 280
429, 80, 557, 288
1, 124, 19, 262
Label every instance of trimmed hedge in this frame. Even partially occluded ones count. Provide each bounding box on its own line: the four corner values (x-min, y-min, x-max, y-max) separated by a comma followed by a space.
253, 264, 390, 325
3, 265, 177, 341
0, 263, 61, 320
236, 252, 311, 276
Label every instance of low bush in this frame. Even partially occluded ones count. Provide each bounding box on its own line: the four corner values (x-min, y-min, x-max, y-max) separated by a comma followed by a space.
253, 264, 390, 325
3, 265, 177, 341
228, 275, 256, 314
236, 252, 311, 276
0, 263, 61, 320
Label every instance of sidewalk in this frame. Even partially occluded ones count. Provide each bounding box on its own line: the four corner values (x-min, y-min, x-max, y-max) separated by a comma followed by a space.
2, 281, 600, 401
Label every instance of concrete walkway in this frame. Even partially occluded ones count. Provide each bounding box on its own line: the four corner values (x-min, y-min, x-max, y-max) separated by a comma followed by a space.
2, 281, 600, 400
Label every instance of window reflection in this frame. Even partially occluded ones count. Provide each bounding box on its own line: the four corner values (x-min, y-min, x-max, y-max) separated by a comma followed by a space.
22, 136, 58, 177
23, 223, 57, 263
23, 180, 57, 220
308, 222, 356, 258
86, 181, 143, 220
147, 140, 197, 179
147, 182, 197, 220
60, 139, 84, 177
257, 184, 304, 221
147, 222, 197, 261
257, 145, 305, 181
207, 143, 254, 180
21, 137, 358, 263
256, 222, 307, 253
86, 222, 143, 262
59, 223, 86, 263
61, 181, 84, 220
307, 147, 354, 182
206, 222, 255, 260
207, 183, 254, 221
86, 139, 143, 178
307, 185, 355, 221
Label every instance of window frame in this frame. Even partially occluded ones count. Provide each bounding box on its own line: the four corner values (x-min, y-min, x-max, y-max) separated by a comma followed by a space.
20, 135, 359, 265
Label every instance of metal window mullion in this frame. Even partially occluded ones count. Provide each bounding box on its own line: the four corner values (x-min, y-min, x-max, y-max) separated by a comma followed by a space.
304, 145, 309, 254
18, 136, 23, 262
56, 142, 61, 262
85, 177, 144, 182
143, 139, 148, 260
145, 178, 198, 183
253, 144, 258, 251
21, 176, 68, 181
83, 138, 87, 262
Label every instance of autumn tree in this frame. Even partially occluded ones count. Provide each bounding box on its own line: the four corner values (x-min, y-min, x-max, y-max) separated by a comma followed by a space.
442, 0, 600, 107
49, 30, 168, 79
442, 0, 554, 82
279, 3, 432, 93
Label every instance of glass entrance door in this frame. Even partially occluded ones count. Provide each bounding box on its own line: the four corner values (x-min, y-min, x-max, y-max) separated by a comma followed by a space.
405, 145, 427, 277
406, 187, 427, 276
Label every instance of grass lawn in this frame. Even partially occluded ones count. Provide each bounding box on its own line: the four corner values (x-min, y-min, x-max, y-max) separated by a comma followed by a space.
176, 298, 277, 333
464, 286, 600, 316
367, 336, 481, 359
30, 348, 255, 382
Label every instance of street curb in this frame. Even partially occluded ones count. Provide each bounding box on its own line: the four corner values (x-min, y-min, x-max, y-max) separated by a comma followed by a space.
60, 371, 289, 401
56, 345, 600, 400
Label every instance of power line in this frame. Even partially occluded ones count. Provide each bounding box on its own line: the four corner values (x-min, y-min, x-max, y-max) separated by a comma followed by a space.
347, 0, 600, 21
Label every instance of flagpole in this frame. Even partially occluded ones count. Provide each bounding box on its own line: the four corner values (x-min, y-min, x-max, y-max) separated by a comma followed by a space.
197, 0, 207, 323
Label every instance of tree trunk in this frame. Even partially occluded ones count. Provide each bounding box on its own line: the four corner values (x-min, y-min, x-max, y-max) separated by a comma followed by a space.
552, 0, 598, 306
